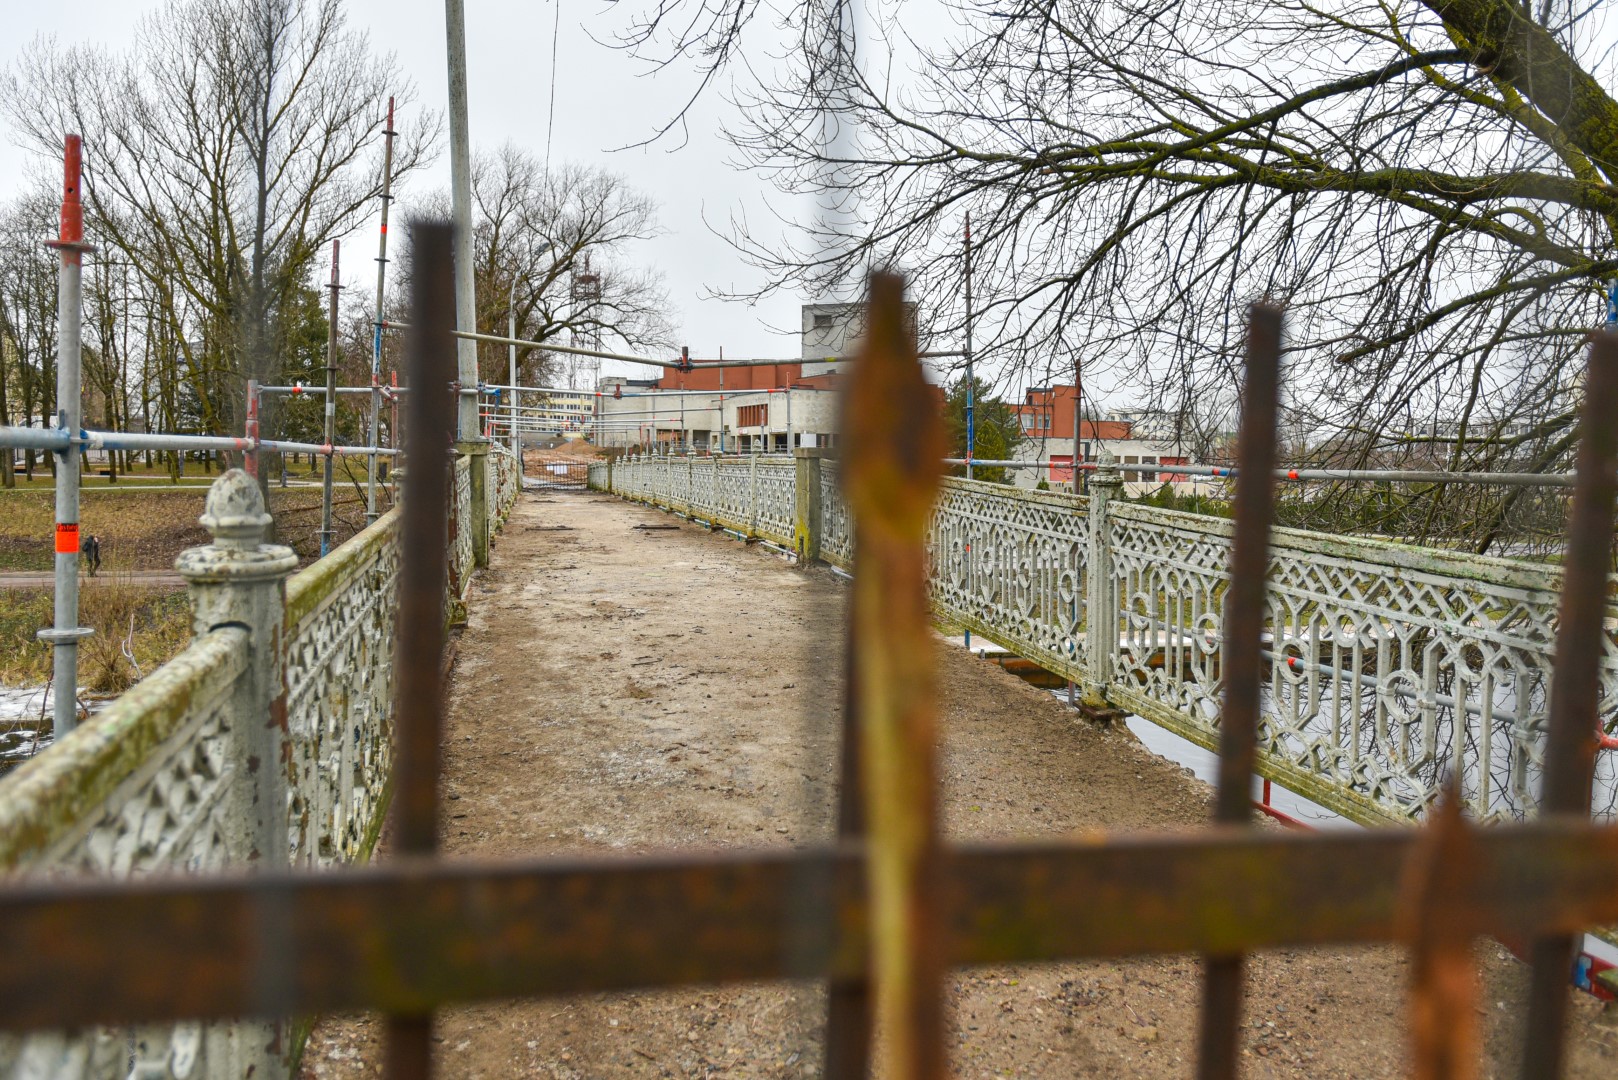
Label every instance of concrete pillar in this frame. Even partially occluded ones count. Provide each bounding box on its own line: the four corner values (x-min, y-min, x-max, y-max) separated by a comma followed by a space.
794, 447, 828, 563
1084, 449, 1122, 707
458, 440, 490, 567
173, 469, 298, 1073
748, 455, 759, 538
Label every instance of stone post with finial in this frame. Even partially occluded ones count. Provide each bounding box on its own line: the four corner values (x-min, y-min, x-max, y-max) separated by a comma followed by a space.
175, 470, 299, 866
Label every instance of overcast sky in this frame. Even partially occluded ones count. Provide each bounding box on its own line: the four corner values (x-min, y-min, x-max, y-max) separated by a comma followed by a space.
0, 0, 819, 383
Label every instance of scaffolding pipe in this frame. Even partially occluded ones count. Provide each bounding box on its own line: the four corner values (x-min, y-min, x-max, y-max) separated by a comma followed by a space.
321, 241, 341, 557
383, 322, 680, 370
0, 426, 407, 460
942, 459, 1581, 486
381, 323, 965, 371
245, 379, 261, 479
260, 385, 382, 396
369, 95, 396, 525
40, 134, 93, 738
964, 213, 974, 483
509, 283, 521, 465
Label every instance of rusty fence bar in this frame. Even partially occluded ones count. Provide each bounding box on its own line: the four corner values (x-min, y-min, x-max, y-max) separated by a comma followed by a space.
1519, 332, 1618, 1078
8, 824, 1618, 1032
843, 273, 949, 1080
382, 222, 458, 1080
1197, 305, 1283, 1080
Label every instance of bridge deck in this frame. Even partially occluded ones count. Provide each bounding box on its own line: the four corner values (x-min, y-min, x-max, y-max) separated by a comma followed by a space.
301, 491, 1613, 1078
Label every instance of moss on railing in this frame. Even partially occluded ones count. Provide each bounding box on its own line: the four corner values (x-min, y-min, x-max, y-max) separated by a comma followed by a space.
0, 627, 247, 870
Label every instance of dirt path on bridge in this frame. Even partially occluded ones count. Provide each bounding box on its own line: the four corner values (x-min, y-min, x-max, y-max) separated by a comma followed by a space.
301, 491, 1617, 1080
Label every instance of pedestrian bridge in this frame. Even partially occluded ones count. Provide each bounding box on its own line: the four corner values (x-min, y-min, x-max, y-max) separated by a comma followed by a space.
1, 440, 1614, 1075
593, 449, 1618, 830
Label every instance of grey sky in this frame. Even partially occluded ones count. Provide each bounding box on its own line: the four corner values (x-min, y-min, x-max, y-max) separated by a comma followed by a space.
0, 0, 815, 383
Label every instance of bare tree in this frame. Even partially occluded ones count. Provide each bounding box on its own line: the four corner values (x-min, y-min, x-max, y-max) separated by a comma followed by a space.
0, 184, 61, 483
409, 145, 677, 388
611, 0, 1618, 548
2, 0, 439, 455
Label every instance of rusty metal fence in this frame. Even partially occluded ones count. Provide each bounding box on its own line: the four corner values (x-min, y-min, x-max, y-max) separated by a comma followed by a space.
3, 229, 1616, 1080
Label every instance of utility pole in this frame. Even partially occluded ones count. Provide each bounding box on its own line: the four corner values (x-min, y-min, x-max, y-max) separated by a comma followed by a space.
445, 0, 481, 441
321, 241, 341, 557
40, 134, 94, 738
368, 95, 396, 525
964, 213, 974, 482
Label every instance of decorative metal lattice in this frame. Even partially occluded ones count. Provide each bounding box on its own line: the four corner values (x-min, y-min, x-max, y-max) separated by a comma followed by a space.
928, 479, 1089, 680
285, 516, 402, 865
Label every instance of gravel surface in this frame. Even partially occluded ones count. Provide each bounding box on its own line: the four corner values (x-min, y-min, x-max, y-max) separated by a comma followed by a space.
300, 490, 1618, 1078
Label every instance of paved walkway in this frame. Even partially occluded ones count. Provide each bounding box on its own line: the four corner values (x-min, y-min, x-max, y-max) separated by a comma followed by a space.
301, 491, 1615, 1079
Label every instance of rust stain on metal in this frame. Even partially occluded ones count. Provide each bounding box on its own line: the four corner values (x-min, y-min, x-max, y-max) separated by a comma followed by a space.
1400, 789, 1480, 1080
1520, 330, 1618, 1079
841, 272, 949, 1080
1198, 304, 1283, 1080
382, 220, 459, 1080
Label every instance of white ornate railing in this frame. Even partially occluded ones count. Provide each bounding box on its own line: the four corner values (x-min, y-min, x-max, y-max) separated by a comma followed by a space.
595, 453, 1618, 827
284, 513, 401, 865
596, 454, 799, 548
449, 454, 474, 605
0, 447, 520, 1078
489, 444, 520, 532
929, 479, 1089, 676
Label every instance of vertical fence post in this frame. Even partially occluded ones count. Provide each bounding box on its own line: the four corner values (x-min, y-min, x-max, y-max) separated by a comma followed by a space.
174, 468, 298, 1073
749, 454, 759, 538
458, 440, 490, 567
1084, 449, 1122, 703
794, 447, 826, 563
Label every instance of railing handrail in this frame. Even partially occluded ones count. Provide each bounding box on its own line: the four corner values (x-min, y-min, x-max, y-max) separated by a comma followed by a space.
0, 626, 248, 870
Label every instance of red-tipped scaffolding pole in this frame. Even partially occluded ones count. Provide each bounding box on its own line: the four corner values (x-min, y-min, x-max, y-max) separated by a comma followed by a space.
40, 134, 95, 737
368, 96, 396, 524
244, 379, 261, 478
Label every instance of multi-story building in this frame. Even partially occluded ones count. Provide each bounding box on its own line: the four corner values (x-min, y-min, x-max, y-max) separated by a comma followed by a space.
507, 388, 596, 440
1009, 385, 1201, 494
592, 373, 843, 452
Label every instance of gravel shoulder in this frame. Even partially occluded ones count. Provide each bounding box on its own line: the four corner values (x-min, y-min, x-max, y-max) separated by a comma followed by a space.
300, 490, 1618, 1079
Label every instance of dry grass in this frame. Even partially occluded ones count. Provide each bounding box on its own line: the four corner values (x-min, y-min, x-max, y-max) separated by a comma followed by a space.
0, 484, 379, 571
0, 577, 192, 693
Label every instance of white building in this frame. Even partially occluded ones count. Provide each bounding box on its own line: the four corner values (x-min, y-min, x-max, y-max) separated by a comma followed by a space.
721, 387, 839, 453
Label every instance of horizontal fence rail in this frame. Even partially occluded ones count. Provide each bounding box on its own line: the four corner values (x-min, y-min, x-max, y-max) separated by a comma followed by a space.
6, 822, 1618, 1030
593, 451, 1618, 828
